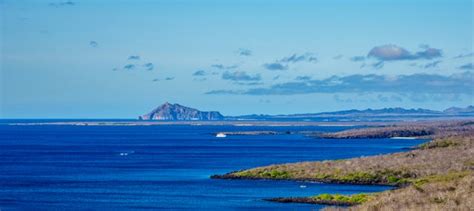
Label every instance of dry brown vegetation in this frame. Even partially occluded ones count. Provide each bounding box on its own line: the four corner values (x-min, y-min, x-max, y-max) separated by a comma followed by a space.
318, 120, 474, 139
326, 172, 474, 211
213, 120, 474, 210
217, 135, 473, 185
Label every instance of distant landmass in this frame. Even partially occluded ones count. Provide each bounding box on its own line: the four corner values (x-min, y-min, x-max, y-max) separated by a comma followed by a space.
139, 103, 474, 121
443, 106, 474, 115
230, 106, 474, 121
139, 102, 224, 120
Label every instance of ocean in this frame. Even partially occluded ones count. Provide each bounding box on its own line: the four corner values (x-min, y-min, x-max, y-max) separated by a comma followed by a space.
0, 122, 426, 210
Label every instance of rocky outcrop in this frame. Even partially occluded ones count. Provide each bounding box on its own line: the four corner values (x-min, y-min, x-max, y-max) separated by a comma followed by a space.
139, 102, 224, 121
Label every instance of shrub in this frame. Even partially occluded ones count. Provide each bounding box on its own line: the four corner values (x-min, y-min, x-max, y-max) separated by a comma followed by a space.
235, 169, 292, 179
263, 170, 291, 178
312, 193, 371, 204
412, 171, 469, 188
419, 139, 459, 149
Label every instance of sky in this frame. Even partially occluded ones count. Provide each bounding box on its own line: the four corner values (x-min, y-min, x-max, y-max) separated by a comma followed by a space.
1, 0, 473, 118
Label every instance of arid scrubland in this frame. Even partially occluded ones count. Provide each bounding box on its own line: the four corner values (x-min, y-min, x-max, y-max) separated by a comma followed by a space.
213, 120, 474, 210
340, 172, 473, 211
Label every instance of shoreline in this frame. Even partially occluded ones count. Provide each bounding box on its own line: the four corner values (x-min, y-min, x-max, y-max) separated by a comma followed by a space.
210, 173, 404, 187
263, 197, 355, 206
211, 120, 474, 209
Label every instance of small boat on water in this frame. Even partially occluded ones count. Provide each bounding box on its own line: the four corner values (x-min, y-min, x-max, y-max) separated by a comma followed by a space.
216, 133, 227, 138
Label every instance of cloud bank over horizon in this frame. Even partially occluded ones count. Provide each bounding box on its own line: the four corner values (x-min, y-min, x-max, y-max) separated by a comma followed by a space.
207, 72, 473, 97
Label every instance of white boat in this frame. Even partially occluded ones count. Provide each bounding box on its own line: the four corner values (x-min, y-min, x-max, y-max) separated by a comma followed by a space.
216, 133, 227, 138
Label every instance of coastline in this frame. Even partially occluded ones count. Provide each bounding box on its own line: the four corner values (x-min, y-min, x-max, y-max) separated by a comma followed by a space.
211, 120, 474, 209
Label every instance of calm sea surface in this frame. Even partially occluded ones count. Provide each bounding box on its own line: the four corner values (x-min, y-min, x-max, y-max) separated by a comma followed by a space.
0, 122, 426, 210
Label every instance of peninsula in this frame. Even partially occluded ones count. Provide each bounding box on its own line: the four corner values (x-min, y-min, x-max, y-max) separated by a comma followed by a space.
212, 120, 474, 210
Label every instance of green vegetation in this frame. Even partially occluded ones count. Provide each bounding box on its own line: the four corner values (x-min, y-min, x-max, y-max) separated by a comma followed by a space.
234, 168, 414, 185
312, 193, 372, 204
214, 120, 474, 210
412, 171, 470, 189
235, 169, 292, 179
313, 169, 411, 185
418, 138, 460, 149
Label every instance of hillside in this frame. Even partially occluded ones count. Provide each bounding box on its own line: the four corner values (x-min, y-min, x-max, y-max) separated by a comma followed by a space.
212, 120, 474, 210
139, 102, 224, 120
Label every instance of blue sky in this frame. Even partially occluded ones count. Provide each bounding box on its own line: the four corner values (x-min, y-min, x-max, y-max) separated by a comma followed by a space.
1, 0, 473, 118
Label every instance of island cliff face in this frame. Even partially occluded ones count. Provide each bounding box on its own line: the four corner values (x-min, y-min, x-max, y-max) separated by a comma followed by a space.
139, 102, 224, 120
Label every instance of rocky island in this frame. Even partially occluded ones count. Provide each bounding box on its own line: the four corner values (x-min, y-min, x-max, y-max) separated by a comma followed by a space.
139, 102, 224, 121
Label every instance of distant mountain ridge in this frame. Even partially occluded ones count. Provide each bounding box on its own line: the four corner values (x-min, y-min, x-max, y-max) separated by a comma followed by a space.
443, 106, 474, 114
230, 106, 474, 121
139, 102, 224, 120
139, 103, 474, 121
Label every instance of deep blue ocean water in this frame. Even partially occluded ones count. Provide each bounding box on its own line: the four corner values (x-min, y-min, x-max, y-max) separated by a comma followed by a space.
0, 122, 427, 210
